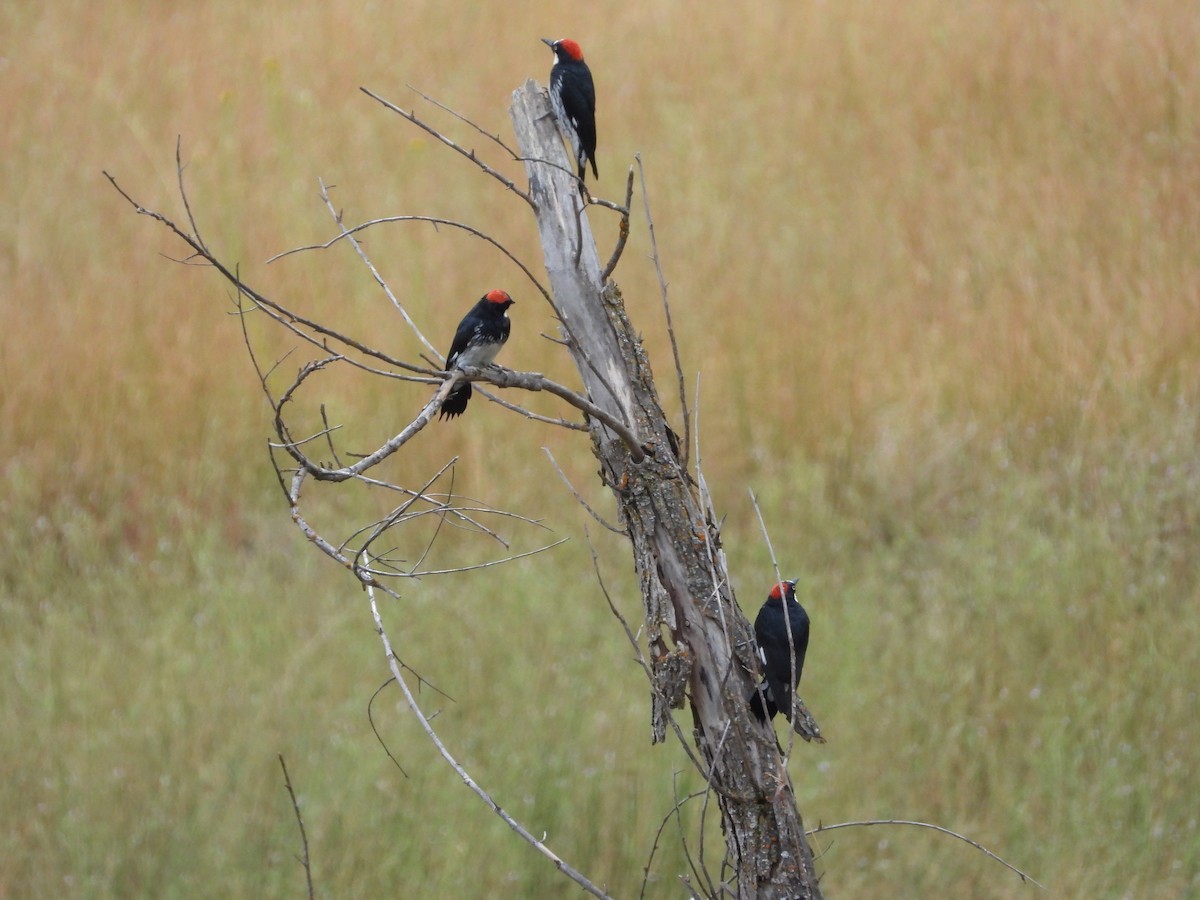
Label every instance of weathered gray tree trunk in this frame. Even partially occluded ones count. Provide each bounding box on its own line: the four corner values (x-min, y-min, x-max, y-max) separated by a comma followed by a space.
511, 81, 824, 900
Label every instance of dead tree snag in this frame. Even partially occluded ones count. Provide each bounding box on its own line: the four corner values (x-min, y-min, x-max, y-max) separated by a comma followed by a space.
511, 80, 824, 900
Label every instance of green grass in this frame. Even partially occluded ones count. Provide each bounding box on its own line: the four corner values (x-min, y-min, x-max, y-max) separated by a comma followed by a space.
3, 1, 1200, 896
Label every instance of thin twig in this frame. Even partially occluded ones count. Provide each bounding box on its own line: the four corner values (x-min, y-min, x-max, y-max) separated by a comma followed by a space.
584, 528, 708, 779
319, 405, 344, 469
355, 458, 460, 567
600, 166, 636, 282
672, 770, 714, 898
473, 384, 589, 430
267, 210, 552, 310
105, 170, 434, 379
175, 137, 205, 251
808, 819, 1045, 889
636, 154, 690, 470
409, 464, 457, 574
365, 578, 614, 898
407, 83, 522, 160
277, 754, 316, 900
315, 178, 441, 360
360, 86, 534, 208
640, 785, 708, 900
367, 678, 411, 777
406, 538, 568, 576
544, 448, 625, 535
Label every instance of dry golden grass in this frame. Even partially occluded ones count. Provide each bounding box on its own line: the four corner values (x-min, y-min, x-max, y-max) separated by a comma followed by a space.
3, 1, 1199, 896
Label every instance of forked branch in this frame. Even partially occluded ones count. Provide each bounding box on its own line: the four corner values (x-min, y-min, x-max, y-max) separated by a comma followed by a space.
108, 98, 629, 898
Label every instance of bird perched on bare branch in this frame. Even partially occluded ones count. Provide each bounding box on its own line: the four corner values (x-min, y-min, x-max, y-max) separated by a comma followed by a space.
440, 289, 515, 419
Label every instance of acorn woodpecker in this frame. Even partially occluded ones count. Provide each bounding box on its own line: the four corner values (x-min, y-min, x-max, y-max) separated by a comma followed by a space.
749, 580, 810, 727
542, 37, 598, 183
439, 289, 515, 420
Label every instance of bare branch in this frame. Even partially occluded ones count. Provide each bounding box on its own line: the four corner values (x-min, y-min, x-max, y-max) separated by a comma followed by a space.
404, 538, 568, 577
315, 178, 440, 360
267, 210, 553, 312
107, 170, 436, 380
277, 754, 316, 900
808, 820, 1045, 889
360, 86, 534, 208
175, 137, 205, 251
355, 457, 461, 564
472, 385, 589, 431
640, 785, 708, 900
600, 166, 636, 282
545, 448, 626, 535
636, 154, 690, 470
458, 366, 647, 463
366, 579, 614, 899
407, 83, 523, 161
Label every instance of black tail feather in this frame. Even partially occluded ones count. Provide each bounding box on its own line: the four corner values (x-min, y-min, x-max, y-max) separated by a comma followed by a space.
440, 382, 471, 419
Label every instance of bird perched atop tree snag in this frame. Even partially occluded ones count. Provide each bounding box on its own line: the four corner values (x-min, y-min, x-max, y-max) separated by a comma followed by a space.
542, 37, 598, 183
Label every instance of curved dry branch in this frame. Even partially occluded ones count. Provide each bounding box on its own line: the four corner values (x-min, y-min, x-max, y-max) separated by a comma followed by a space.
106, 170, 432, 379
808, 820, 1044, 889
267, 212, 552, 312
640, 785, 709, 900
265, 361, 645, 487
366, 579, 614, 899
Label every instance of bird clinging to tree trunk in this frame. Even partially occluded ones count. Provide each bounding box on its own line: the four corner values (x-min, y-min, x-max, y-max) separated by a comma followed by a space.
750, 579, 822, 742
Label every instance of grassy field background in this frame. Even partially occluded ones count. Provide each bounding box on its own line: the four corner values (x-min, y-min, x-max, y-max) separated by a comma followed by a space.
4, 1, 1199, 896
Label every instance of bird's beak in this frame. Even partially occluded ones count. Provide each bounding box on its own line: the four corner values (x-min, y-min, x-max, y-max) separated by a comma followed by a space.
541, 37, 555, 49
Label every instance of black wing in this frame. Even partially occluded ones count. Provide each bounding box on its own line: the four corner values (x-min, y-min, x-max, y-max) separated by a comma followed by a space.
445, 303, 485, 368
755, 601, 809, 722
